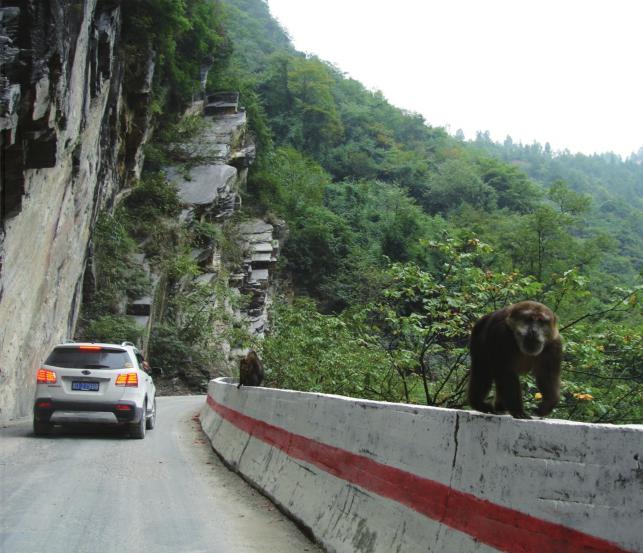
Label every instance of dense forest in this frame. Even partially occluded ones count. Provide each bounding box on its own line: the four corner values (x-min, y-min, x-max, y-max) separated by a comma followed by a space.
99, 0, 641, 423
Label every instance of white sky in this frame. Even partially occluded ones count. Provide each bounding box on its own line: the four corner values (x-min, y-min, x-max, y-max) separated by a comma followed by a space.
266, 0, 643, 157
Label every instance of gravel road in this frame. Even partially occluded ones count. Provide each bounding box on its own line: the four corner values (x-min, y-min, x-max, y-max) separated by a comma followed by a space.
0, 395, 321, 553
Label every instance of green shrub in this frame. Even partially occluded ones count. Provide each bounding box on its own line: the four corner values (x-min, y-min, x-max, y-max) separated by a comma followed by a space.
82, 315, 143, 345
142, 143, 169, 171
190, 219, 222, 248
124, 173, 182, 222
166, 252, 200, 281
121, 0, 230, 110
262, 299, 405, 401
157, 114, 207, 144
220, 221, 245, 268
91, 212, 151, 310
148, 323, 203, 378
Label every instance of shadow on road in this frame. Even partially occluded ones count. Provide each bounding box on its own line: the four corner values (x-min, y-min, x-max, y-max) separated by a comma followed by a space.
35, 423, 136, 440
0, 421, 135, 441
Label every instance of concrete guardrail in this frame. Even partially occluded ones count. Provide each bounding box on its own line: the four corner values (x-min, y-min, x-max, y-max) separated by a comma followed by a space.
200, 377, 643, 553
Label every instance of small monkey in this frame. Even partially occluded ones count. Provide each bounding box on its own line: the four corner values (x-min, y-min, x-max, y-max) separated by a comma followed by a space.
238, 350, 264, 389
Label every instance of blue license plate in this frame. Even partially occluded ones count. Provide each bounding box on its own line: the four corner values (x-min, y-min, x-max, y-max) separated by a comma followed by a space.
72, 381, 99, 392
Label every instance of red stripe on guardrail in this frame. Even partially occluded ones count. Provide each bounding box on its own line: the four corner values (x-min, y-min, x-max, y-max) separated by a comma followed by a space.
206, 395, 632, 553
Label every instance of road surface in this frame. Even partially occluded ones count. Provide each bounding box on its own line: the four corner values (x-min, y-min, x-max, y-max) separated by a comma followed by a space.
0, 395, 322, 553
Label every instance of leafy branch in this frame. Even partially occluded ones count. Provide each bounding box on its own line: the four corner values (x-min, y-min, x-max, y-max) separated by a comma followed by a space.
560, 288, 639, 332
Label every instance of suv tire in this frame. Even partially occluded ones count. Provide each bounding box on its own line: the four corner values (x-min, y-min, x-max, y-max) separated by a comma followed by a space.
130, 401, 146, 439
33, 419, 52, 436
146, 398, 157, 430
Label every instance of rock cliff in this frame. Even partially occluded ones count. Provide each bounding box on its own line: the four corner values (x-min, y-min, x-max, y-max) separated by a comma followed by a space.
0, 0, 153, 420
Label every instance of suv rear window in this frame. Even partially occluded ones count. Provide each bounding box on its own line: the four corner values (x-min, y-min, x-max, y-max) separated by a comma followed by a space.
45, 347, 132, 369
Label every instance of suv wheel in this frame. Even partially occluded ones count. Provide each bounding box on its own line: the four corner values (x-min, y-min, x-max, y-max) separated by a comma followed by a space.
33, 419, 52, 436
146, 398, 157, 430
130, 401, 146, 439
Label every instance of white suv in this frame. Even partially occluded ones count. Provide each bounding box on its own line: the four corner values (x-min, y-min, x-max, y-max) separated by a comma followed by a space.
33, 341, 156, 439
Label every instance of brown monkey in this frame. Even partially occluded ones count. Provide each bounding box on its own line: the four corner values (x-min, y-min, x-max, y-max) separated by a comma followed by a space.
237, 350, 264, 389
468, 301, 562, 419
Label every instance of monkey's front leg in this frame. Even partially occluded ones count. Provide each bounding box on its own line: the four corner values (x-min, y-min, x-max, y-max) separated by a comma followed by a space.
495, 369, 530, 419
533, 367, 560, 417
467, 360, 495, 414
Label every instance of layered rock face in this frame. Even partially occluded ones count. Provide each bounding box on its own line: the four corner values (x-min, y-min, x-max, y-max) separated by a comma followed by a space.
165, 101, 279, 370
165, 100, 255, 220
0, 0, 151, 420
235, 219, 283, 337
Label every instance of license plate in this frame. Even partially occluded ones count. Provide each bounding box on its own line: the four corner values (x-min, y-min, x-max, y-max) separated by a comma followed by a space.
72, 381, 99, 392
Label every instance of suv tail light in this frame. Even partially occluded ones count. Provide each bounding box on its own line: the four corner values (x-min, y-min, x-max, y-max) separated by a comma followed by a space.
37, 368, 57, 384
115, 373, 138, 387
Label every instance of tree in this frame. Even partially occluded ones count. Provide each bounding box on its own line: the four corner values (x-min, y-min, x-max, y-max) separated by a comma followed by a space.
365, 238, 540, 407
286, 57, 344, 154
548, 179, 591, 216
284, 206, 354, 299
425, 159, 497, 214
553, 284, 642, 424
122, 0, 229, 108
253, 147, 329, 215
324, 180, 438, 264
261, 299, 407, 401
477, 157, 542, 213
500, 204, 593, 285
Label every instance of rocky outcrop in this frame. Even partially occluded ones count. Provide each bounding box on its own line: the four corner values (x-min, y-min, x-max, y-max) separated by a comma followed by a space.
168, 164, 238, 211
165, 108, 255, 220
160, 104, 276, 380
0, 1, 153, 420
236, 219, 282, 337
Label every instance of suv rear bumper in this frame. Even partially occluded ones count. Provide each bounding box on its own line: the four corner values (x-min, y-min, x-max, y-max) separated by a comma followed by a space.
34, 399, 144, 424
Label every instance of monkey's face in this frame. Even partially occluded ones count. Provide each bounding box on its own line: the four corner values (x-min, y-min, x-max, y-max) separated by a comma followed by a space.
506, 304, 557, 356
